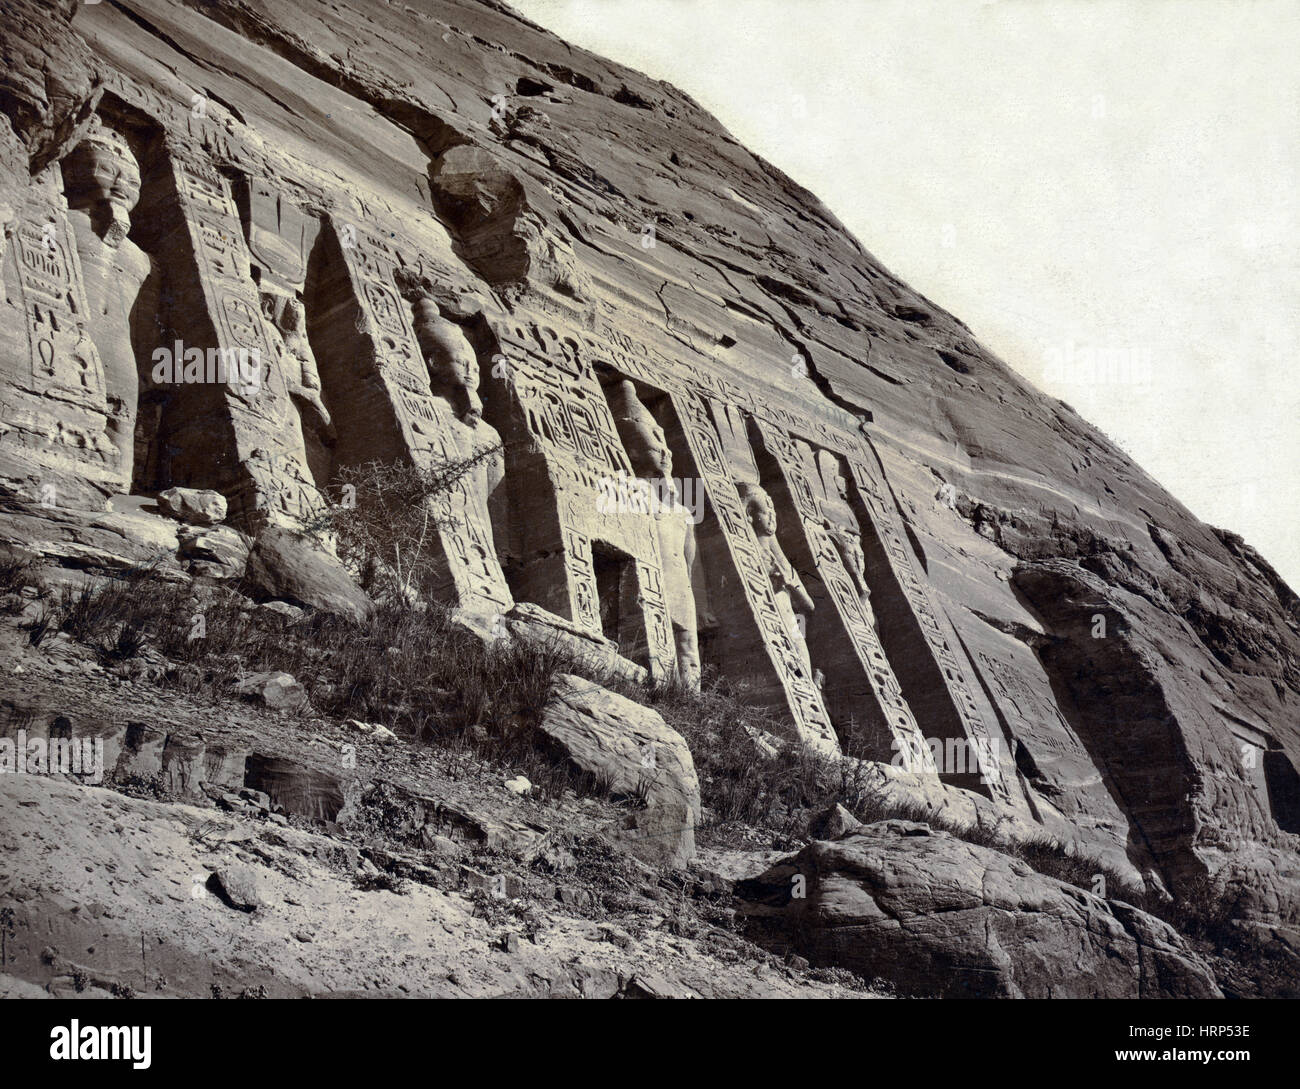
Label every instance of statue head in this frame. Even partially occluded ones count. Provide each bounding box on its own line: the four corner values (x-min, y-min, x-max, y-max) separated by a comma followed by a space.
63, 123, 141, 247
609, 379, 672, 479
262, 292, 313, 367
831, 461, 851, 503
814, 447, 852, 505
412, 298, 482, 422
739, 482, 777, 537
265, 293, 306, 336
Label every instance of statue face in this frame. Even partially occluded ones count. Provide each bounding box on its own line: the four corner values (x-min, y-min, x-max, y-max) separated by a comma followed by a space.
612, 381, 673, 479
281, 296, 307, 336
458, 385, 484, 423
438, 332, 480, 395
629, 421, 672, 479
832, 463, 851, 502
433, 334, 481, 422
744, 486, 776, 536
65, 133, 142, 216
412, 301, 482, 421
642, 423, 670, 480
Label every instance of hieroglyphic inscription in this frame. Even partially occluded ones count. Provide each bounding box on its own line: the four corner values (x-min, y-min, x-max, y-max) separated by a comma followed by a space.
498, 325, 633, 479
673, 390, 838, 751
9, 173, 103, 407
636, 557, 676, 681
847, 436, 1014, 800
753, 417, 934, 769
563, 526, 601, 633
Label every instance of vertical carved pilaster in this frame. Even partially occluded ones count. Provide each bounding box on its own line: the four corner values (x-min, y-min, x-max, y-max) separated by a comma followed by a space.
11, 172, 104, 407
0, 169, 116, 497
326, 215, 512, 610
166, 148, 321, 527
848, 434, 1016, 801
752, 417, 935, 770
674, 390, 839, 753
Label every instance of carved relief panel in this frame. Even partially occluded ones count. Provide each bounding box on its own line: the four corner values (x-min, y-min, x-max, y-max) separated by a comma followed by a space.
327, 214, 513, 610
752, 418, 934, 769
846, 436, 1016, 801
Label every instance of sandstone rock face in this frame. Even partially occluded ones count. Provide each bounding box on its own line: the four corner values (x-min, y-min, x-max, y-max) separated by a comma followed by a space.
0, 0, 102, 271
738, 821, 1222, 998
0, 0, 1296, 939
538, 673, 700, 868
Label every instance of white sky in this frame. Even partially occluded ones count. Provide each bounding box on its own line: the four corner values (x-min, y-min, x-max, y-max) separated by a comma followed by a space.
510, 0, 1300, 587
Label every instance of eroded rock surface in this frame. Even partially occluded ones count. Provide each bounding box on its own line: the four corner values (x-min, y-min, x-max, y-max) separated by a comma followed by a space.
0, 0, 1297, 994
738, 820, 1222, 998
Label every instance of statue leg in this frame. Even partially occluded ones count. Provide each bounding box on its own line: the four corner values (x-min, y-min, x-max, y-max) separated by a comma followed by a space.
674, 622, 701, 690
104, 372, 139, 490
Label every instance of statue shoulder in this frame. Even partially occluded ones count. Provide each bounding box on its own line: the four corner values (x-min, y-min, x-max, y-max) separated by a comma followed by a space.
119, 238, 152, 283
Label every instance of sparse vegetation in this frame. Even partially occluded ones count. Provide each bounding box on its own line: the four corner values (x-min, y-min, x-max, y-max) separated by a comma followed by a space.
96, 620, 147, 663
20, 566, 627, 800
24, 603, 56, 647
12, 543, 1271, 993
301, 450, 504, 606
0, 905, 15, 965
0, 555, 33, 612
14, 565, 1169, 900
0, 555, 31, 594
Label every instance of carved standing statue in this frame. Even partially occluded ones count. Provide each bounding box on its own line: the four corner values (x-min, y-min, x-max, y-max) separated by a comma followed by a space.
261, 291, 333, 439
413, 299, 485, 423
61, 121, 153, 488
240, 181, 333, 486
609, 379, 702, 689
739, 481, 816, 679
411, 298, 506, 600
816, 448, 871, 604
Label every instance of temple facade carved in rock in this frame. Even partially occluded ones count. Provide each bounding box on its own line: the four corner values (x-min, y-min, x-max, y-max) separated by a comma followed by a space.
0, 71, 1023, 800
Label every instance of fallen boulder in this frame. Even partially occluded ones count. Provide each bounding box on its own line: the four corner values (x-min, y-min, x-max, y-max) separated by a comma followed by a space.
242, 527, 373, 621
737, 820, 1221, 998
233, 671, 308, 711
537, 674, 700, 869
205, 865, 262, 913
157, 487, 227, 526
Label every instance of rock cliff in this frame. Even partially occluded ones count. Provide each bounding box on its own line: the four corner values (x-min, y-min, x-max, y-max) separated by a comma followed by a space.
1, 0, 1297, 996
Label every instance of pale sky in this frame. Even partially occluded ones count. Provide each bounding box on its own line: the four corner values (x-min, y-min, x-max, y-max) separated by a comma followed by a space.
510, 0, 1300, 588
